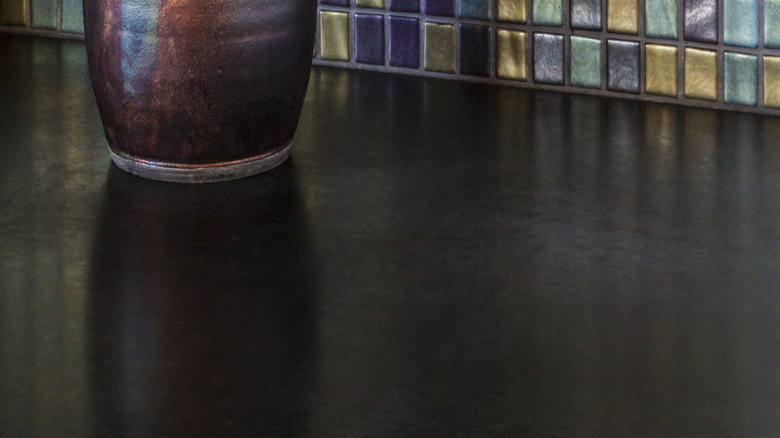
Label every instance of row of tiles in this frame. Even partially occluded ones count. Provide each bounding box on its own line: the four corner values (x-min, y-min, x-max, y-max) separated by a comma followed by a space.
319, 12, 780, 107
0, 0, 83, 32
322, 0, 780, 49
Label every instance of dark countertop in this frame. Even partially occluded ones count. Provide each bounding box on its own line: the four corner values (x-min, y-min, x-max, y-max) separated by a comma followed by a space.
1, 34, 779, 437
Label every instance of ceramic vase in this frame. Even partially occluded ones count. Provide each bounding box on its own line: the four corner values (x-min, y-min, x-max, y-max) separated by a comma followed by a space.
83, 0, 317, 182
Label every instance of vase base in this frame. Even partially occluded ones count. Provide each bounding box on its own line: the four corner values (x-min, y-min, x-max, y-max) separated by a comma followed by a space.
108, 140, 293, 183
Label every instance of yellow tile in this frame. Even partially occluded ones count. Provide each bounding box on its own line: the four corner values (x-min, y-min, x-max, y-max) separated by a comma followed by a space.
356, 0, 385, 7
1, 0, 27, 26
320, 11, 350, 62
684, 48, 718, 101
607, 0, 638, 34
764, 56, 780, 108
496, 29, 527, 81
645, 44, 678, 97
424, 22, 456, 73
497, 0, 527, 23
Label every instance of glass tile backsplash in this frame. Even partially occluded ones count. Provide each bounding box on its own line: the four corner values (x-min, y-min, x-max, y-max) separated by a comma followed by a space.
4, 0, 780, 114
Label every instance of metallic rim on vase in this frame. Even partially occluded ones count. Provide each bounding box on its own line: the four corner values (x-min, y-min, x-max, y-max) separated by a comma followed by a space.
108, 139, 294, 184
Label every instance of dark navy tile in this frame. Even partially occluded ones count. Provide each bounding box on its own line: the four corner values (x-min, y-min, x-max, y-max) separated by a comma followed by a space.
460, 0, 491, 19
607, 39, 640, 93
684, 0, 718, 43
460, 24, 490, 77
389, 16, 420, 68
533, 33, 564, 85
355, 14, 385, 65
571, 0, 602, 29
425, 0, 455, 16
390, 0, 420, 11
321, 0, 350, 5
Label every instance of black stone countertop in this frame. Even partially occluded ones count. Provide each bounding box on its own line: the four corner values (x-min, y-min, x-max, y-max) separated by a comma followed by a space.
1, 34, 779, 437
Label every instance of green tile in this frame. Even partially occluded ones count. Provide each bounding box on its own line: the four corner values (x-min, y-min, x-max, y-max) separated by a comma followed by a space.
62, 0, 84, 33
533, 0, 563, 26
724, 0, 759, 47
724, 52, 757, 106
31, 0, 57, 30
645, 0, 677, 39
766, 0, 780, 48
570, 36, 602, 89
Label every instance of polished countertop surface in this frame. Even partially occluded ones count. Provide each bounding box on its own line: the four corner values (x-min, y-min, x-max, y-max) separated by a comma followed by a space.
1, 34, 779, 437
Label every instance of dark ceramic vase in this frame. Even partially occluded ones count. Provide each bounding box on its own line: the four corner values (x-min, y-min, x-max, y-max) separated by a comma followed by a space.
83, 0, 317, 182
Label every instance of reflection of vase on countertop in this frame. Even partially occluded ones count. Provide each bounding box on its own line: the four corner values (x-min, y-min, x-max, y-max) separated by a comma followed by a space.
83, 0, 317, 183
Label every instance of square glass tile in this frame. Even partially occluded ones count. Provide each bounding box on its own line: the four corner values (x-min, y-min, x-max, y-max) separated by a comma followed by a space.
356, 0, 385, 7
645, 0, 678, 39
460, 0, 491, 20
684, 47, 718, 100
608, 0, 639, 34
533, 0, 563, 26
320, 11, 351, 61
496, 29, 528, 80
571, 0, 602, 30
424, 22, 456, 73
460, 24, 491, 77
389, 16, 420, 68
607, 39, 640, 93
533, 33, 564, 84
766, 0, 780, 48
645, 44, 678, 96
497, 0, 527, 23
570, 36, 602, 89
390, 0, 420, 11
723, 52, 757, 106
321, 0, 349, 5
31, 0, 57, 30
426, 0, 455, 16
684, 0, 718, 43
764, 56, 780, 108
723, 0, 758, 47
355, 14, 385, 65
62, 0, 84, 33
1, 0, 27, 26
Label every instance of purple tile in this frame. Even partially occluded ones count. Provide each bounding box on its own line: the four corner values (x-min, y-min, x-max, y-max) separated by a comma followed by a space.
320, 0, 349, 5
425, 0, 455, 16
389, 16, 420, 68
684, 0, 718, 43
356, 14, 385, 65
390, 0, 420, 11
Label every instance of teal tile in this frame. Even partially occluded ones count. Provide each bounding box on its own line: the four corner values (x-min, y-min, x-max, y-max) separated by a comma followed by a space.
570, 36, 602, 89
31, 0, 57, 30
645, 0, 677, 39
533, 0, 563, 26
460, 0, 491, 19
724, 0, 758, 47
62, 0, 84, 33
766, 0, 780, 48
724, 52, 757, 106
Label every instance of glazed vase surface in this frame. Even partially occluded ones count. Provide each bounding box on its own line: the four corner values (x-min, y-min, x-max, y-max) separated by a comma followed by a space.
83, 0, 317, 182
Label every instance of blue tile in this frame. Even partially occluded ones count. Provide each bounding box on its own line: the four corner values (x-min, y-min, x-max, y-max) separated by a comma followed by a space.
724, 52, 757, 105
460, 24, 490, 77
426, 0, 455, 16
571, 0, 602, 30
646, 0, 678, 39
321, 0, 350, 5
391, 0, 420, 11
355, 14, 385, 65
460, 0, 491, 19
607, 39, 640, 93
533, 33, 564, 84
389, 16, 420, 68
724, 0, 759, 47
